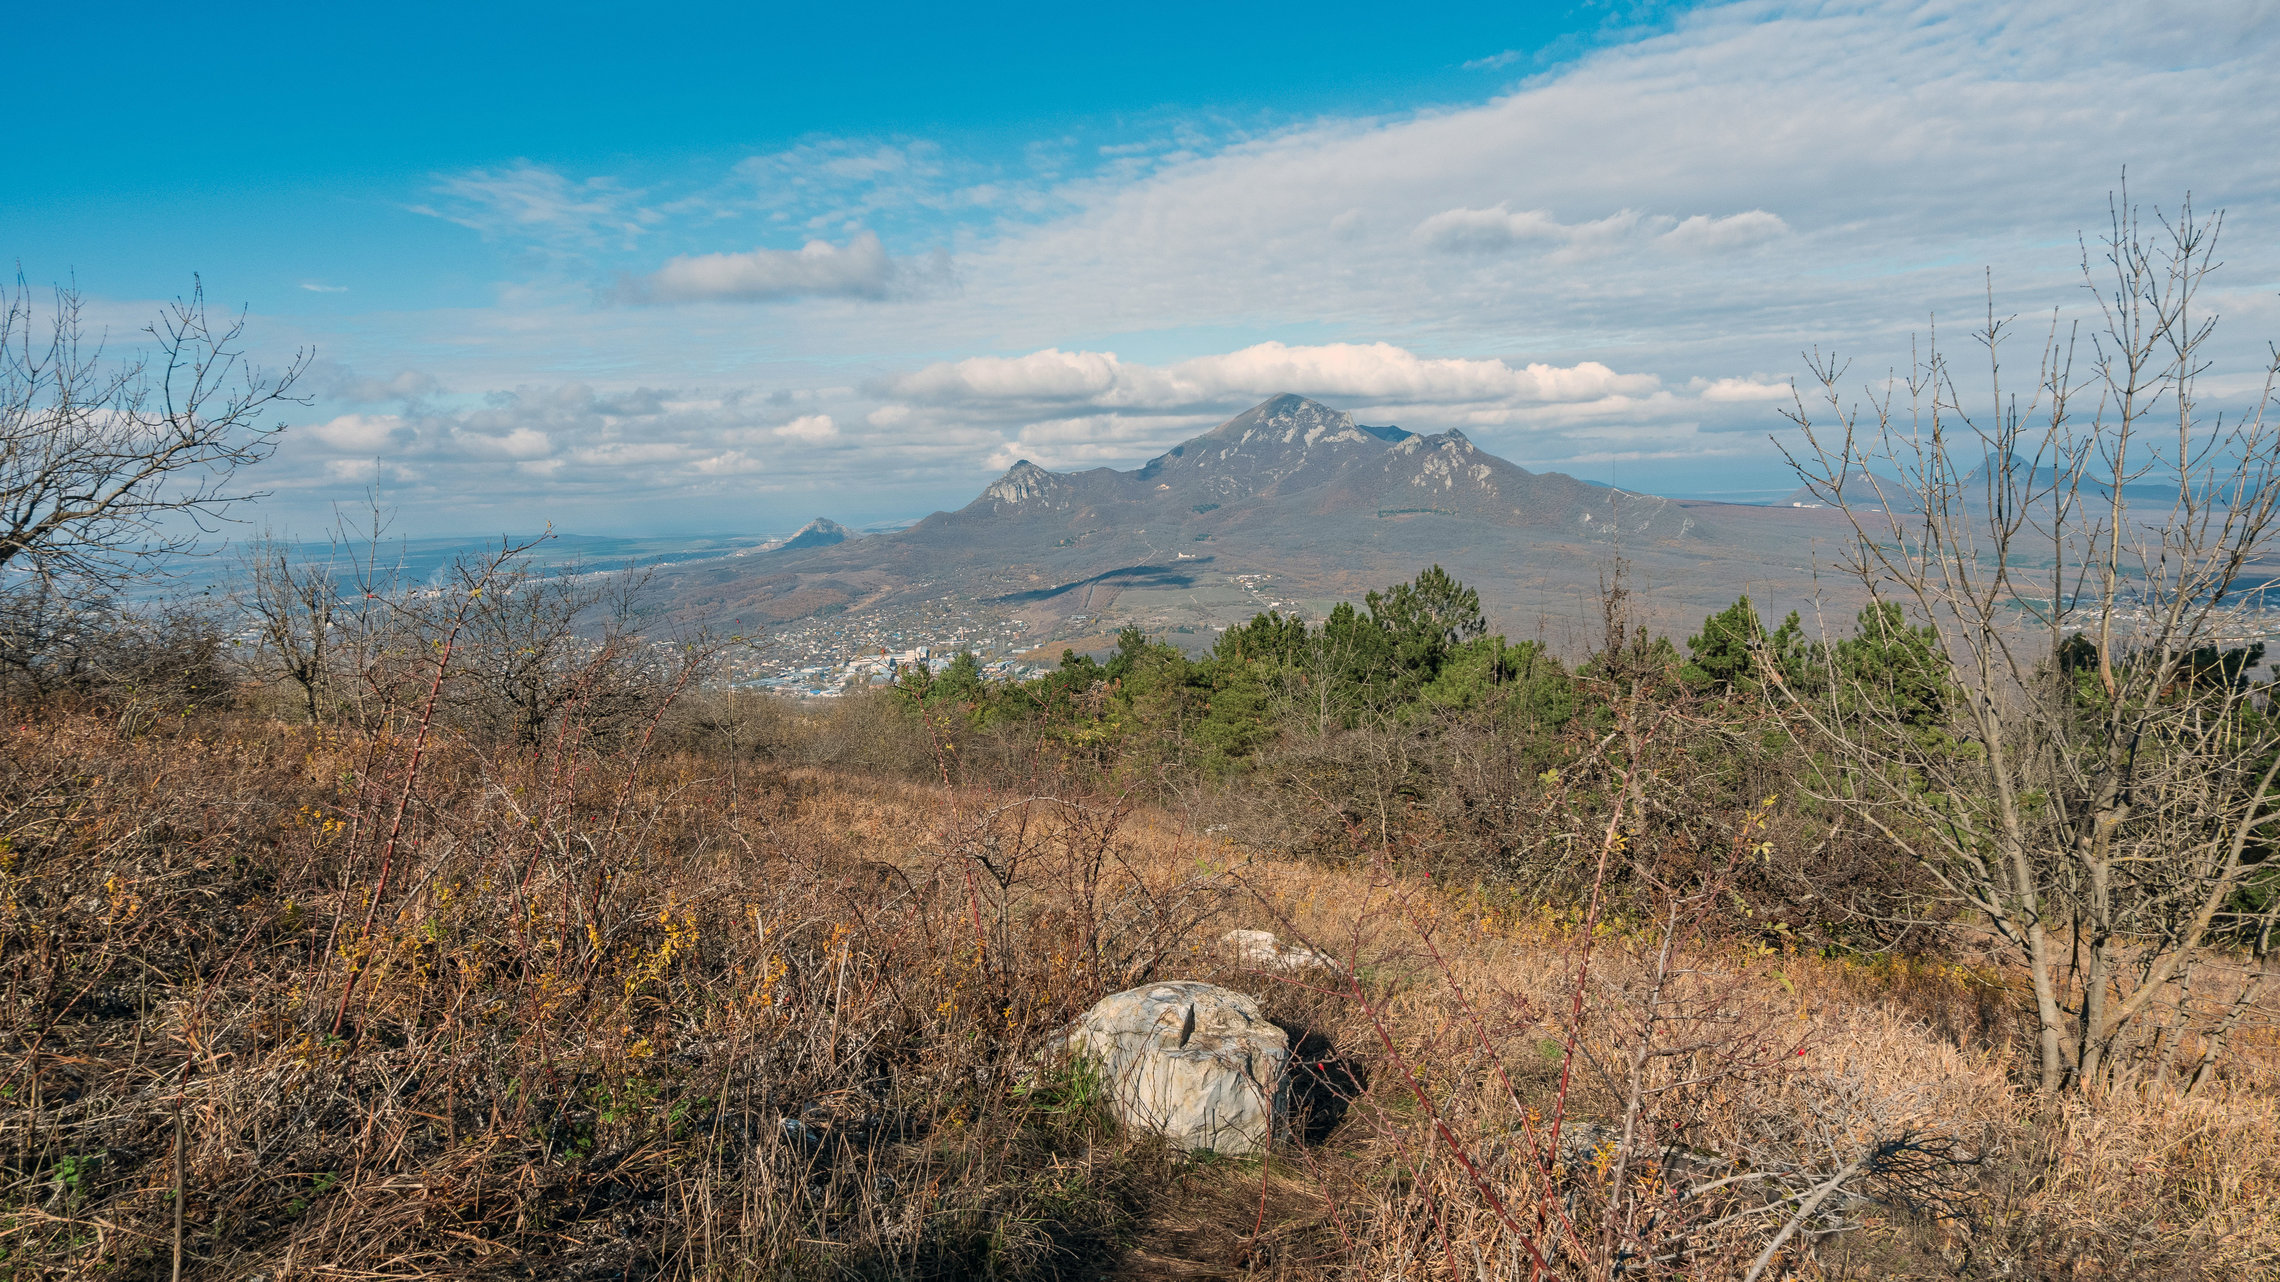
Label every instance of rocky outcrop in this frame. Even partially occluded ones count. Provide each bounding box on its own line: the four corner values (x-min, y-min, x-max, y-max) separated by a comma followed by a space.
981, 460, 1075, 511
1059, 981, 1290, 1155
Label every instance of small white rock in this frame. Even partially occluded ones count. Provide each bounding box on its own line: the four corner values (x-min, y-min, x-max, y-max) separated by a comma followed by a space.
1222, 928, 1337, 973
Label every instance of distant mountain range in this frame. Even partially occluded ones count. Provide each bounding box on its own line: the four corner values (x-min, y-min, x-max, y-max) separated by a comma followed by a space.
654, 394, 1865, 648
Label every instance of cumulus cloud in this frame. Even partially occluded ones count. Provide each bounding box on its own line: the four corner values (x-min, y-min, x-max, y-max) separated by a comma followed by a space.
627, 233, 892, 303
773, 414, 838, 442
888, 348, 1123, 405
1694, 376, 1793, 402
883, 341, 1658, 413
622, 232, 952, 303
1413, 204, 1568, 253
305, 413, 410, 453
277, 386, 942, 513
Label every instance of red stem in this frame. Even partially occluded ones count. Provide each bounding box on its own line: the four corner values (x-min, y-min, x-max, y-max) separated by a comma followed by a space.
330, 615, 466, 1038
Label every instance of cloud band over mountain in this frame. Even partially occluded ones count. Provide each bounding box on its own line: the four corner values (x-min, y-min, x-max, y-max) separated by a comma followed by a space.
880, 342, 1658, 412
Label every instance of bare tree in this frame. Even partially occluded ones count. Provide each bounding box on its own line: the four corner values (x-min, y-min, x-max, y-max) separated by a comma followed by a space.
0, 275, 308, 594
448, 556, 666, 750
1776, 189, 2280, 1093
229, 499, 421, 724
234, 528, 343, 721
0, 576, 115, 694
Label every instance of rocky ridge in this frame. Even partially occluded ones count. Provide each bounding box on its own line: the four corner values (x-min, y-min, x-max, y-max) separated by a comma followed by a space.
654, 393, 1857, 642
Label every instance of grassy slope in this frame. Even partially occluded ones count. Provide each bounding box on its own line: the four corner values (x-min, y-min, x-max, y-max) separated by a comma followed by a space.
1, 708, 2274, 1279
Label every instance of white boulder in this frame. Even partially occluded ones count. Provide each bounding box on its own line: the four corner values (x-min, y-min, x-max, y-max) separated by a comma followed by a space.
1221, 927, 1337, 973
1059, 981, 1290, 1155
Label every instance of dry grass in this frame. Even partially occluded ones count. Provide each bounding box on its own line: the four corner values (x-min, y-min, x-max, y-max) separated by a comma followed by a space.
1, 705, 2275, 1279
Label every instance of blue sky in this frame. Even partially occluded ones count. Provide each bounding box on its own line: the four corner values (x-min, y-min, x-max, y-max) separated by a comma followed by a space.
8, 0, 2278, 537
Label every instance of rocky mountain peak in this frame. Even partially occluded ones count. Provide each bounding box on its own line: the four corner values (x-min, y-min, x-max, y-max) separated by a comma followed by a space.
1198, 393, 1369, 451
1144, 393, 1402, 480
779, 517, 852, 550
982, 459, 1068, 510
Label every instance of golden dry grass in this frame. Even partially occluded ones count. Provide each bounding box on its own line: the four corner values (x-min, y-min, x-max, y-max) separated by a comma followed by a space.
1, 707, 2274, 1279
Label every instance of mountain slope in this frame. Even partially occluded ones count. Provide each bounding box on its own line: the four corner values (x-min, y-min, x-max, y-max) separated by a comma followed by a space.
657, 394, 1851, 643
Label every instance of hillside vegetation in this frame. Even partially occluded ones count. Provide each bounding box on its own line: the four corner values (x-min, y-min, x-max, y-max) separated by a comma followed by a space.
2, 556, 2276, 1281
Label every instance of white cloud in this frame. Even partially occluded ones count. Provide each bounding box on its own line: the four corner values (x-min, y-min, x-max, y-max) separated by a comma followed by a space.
695, 450, 766, 475
889, 348, 1123, 404
884, 341, 1658, 413
450, 425, 554, 461
628, 232, 897, 303
1415, 205, 1787, 256
1694, 376, 1793, 402
774, 414, 838, 442
1659, 210, 1790, 252
305, 413, 409, 453
623, 233, 955, 304
909, 0, 2280, 383
1413, 204, 1569, 253
274, 384, 922, 513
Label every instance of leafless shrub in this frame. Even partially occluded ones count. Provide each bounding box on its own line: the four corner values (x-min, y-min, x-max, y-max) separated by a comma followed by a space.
0, 275, 306, 596
231, 528, 352, 723
1777, 188, 2280, 1093
0, 583, 229, 714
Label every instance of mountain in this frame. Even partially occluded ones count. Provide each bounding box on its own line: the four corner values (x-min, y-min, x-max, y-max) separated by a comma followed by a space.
654, 395, 1858, 646
930, 393, 1696, 543
772, 517, 854, 551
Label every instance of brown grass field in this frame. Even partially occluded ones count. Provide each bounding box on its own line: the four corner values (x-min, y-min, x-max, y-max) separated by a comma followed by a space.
2, 704, 2275, 1280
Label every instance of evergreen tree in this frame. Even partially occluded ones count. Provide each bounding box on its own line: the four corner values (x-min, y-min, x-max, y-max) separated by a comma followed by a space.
1213, 610, 1309, 666
1835, 602, 1946, 732
930, 650, 986, 709
1682, 595, 1805, 694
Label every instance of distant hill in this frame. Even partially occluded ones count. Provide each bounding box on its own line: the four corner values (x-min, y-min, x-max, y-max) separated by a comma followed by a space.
653, 395, 1860, 647
770, 517, 854, 552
